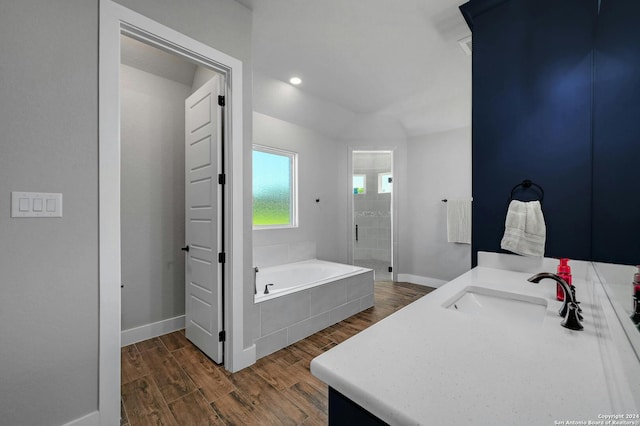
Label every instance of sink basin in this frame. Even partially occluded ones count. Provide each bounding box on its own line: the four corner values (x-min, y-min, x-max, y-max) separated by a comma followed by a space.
445, 286, 548, 329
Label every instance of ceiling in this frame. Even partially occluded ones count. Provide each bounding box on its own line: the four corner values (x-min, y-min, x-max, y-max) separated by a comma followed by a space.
120, 1, 472, 137
121, 35, 197, 86
245, 0, 472, 136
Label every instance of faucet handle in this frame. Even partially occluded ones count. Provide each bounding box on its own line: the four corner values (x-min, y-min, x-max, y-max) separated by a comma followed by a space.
559, 285, 583, 318
570, 285, 582, 312
569, 285, 584, 320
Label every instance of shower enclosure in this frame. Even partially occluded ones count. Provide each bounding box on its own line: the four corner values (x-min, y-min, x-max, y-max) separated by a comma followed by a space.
351, 151, 393, 281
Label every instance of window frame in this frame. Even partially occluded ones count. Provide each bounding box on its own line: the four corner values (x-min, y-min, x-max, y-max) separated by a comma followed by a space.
252, 144, 298, 230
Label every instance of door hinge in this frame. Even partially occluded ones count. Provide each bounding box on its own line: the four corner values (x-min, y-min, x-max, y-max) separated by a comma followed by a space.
218, 95, 225, 107
218, 173, 226, 185
218, 330, 226, 342
218, 252, 226, 263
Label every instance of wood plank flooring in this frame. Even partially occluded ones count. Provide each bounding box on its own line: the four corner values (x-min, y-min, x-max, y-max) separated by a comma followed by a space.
121, 281, 434, 426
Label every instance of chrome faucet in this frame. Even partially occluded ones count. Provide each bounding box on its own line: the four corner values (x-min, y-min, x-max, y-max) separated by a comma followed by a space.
264, 283, 274, 294
253, 266, 259, 295
528, 272, 583, 331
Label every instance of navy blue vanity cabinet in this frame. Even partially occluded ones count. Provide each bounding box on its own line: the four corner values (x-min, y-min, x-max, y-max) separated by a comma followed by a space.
328, 387, 388, 425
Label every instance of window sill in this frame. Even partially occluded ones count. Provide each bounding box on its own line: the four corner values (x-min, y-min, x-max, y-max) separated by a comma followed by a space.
253, 224, 298, 231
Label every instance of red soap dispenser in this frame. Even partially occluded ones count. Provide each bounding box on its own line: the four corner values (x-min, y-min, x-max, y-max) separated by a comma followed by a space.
557, 258, 572, 301
632, 266, 640, 324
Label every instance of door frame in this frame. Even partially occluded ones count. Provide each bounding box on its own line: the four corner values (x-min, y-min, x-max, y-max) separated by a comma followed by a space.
99, 1, 247, 424
347, 147, 398, 281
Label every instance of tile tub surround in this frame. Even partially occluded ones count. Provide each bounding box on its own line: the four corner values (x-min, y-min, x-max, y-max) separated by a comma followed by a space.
311, 253, 640, 424
253, 241, 317, 268
254, 270, 375, 359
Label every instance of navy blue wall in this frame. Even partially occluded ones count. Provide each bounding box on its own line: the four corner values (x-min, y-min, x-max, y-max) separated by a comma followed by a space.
462, 0, 597, 265
592, 0, 640, 265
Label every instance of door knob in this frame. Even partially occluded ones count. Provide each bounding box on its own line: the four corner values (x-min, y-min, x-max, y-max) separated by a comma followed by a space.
181, 245, 190, 252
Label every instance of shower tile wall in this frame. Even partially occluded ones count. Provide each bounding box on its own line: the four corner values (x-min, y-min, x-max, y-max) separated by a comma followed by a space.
353, 152, 391, 278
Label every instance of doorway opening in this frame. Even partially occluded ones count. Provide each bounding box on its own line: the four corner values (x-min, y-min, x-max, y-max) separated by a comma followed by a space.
351, 151, 394, 281
100, 2, 248, 423
120, 33, 226, 363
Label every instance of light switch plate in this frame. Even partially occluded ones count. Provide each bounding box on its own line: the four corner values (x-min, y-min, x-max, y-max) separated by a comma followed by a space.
11, 192, 63, 218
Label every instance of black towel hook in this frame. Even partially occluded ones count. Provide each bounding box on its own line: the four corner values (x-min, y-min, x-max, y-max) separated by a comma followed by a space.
510, 179, 544, 202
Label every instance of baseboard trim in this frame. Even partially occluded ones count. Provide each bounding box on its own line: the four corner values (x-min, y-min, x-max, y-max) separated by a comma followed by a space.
62, 410, 99, 426
121, 315, 185, 347
397, 274, 447, 288
229, 344, 256, 373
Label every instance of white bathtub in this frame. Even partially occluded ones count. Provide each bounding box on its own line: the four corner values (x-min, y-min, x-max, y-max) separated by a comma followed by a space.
255, 259, 371, 303
253, 259, 375, 359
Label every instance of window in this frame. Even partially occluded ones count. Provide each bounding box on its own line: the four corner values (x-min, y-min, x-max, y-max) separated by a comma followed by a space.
353, 174, 366, 194
378, 173, 392, 194
253, 145, 298, 228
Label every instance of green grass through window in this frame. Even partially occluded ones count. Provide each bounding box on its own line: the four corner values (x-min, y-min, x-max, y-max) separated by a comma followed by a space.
253, 148, 294, 227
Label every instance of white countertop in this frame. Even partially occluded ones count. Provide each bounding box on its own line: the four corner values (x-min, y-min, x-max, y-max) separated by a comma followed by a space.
311, 263, 639, 425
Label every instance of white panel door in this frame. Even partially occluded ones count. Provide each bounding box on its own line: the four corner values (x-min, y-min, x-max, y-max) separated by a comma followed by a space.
184, 75, 223, 363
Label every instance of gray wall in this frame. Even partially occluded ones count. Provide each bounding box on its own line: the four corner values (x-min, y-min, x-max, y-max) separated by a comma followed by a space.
340, 114, 472, 283
120, 64, 192, 330
0, 0, 253, 424
341, 114, 408, 277
252, 70, 472, 286
401, 127, 472, 281
252, 112, 348, 265
192, 66, 219, 93
0, 1, 99, 425
120, 59, 224, 333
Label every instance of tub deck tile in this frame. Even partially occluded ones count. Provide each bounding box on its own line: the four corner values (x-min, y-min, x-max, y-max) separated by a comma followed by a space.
258, 269, 374, 358
287, 312, 332, 345
346, 271, 375, 301
259, 290, 311, 336
309, 279, 348, 316
329, 299, 362, 324
255, 328, 288, 359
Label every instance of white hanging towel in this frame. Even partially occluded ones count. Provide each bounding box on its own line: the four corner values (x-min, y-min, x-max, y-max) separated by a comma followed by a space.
500, 200, 546, 257
447, 199, 472, 244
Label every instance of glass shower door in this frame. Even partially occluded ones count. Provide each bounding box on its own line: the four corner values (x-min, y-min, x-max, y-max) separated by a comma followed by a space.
352, 151, 392, 281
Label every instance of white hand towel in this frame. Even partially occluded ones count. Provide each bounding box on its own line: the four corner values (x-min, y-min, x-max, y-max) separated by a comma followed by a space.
447, 199, 472, 244
500, 200, 546, 257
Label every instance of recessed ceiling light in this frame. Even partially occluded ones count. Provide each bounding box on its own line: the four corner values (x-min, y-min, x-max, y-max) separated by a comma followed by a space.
289, 77, 302, 85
